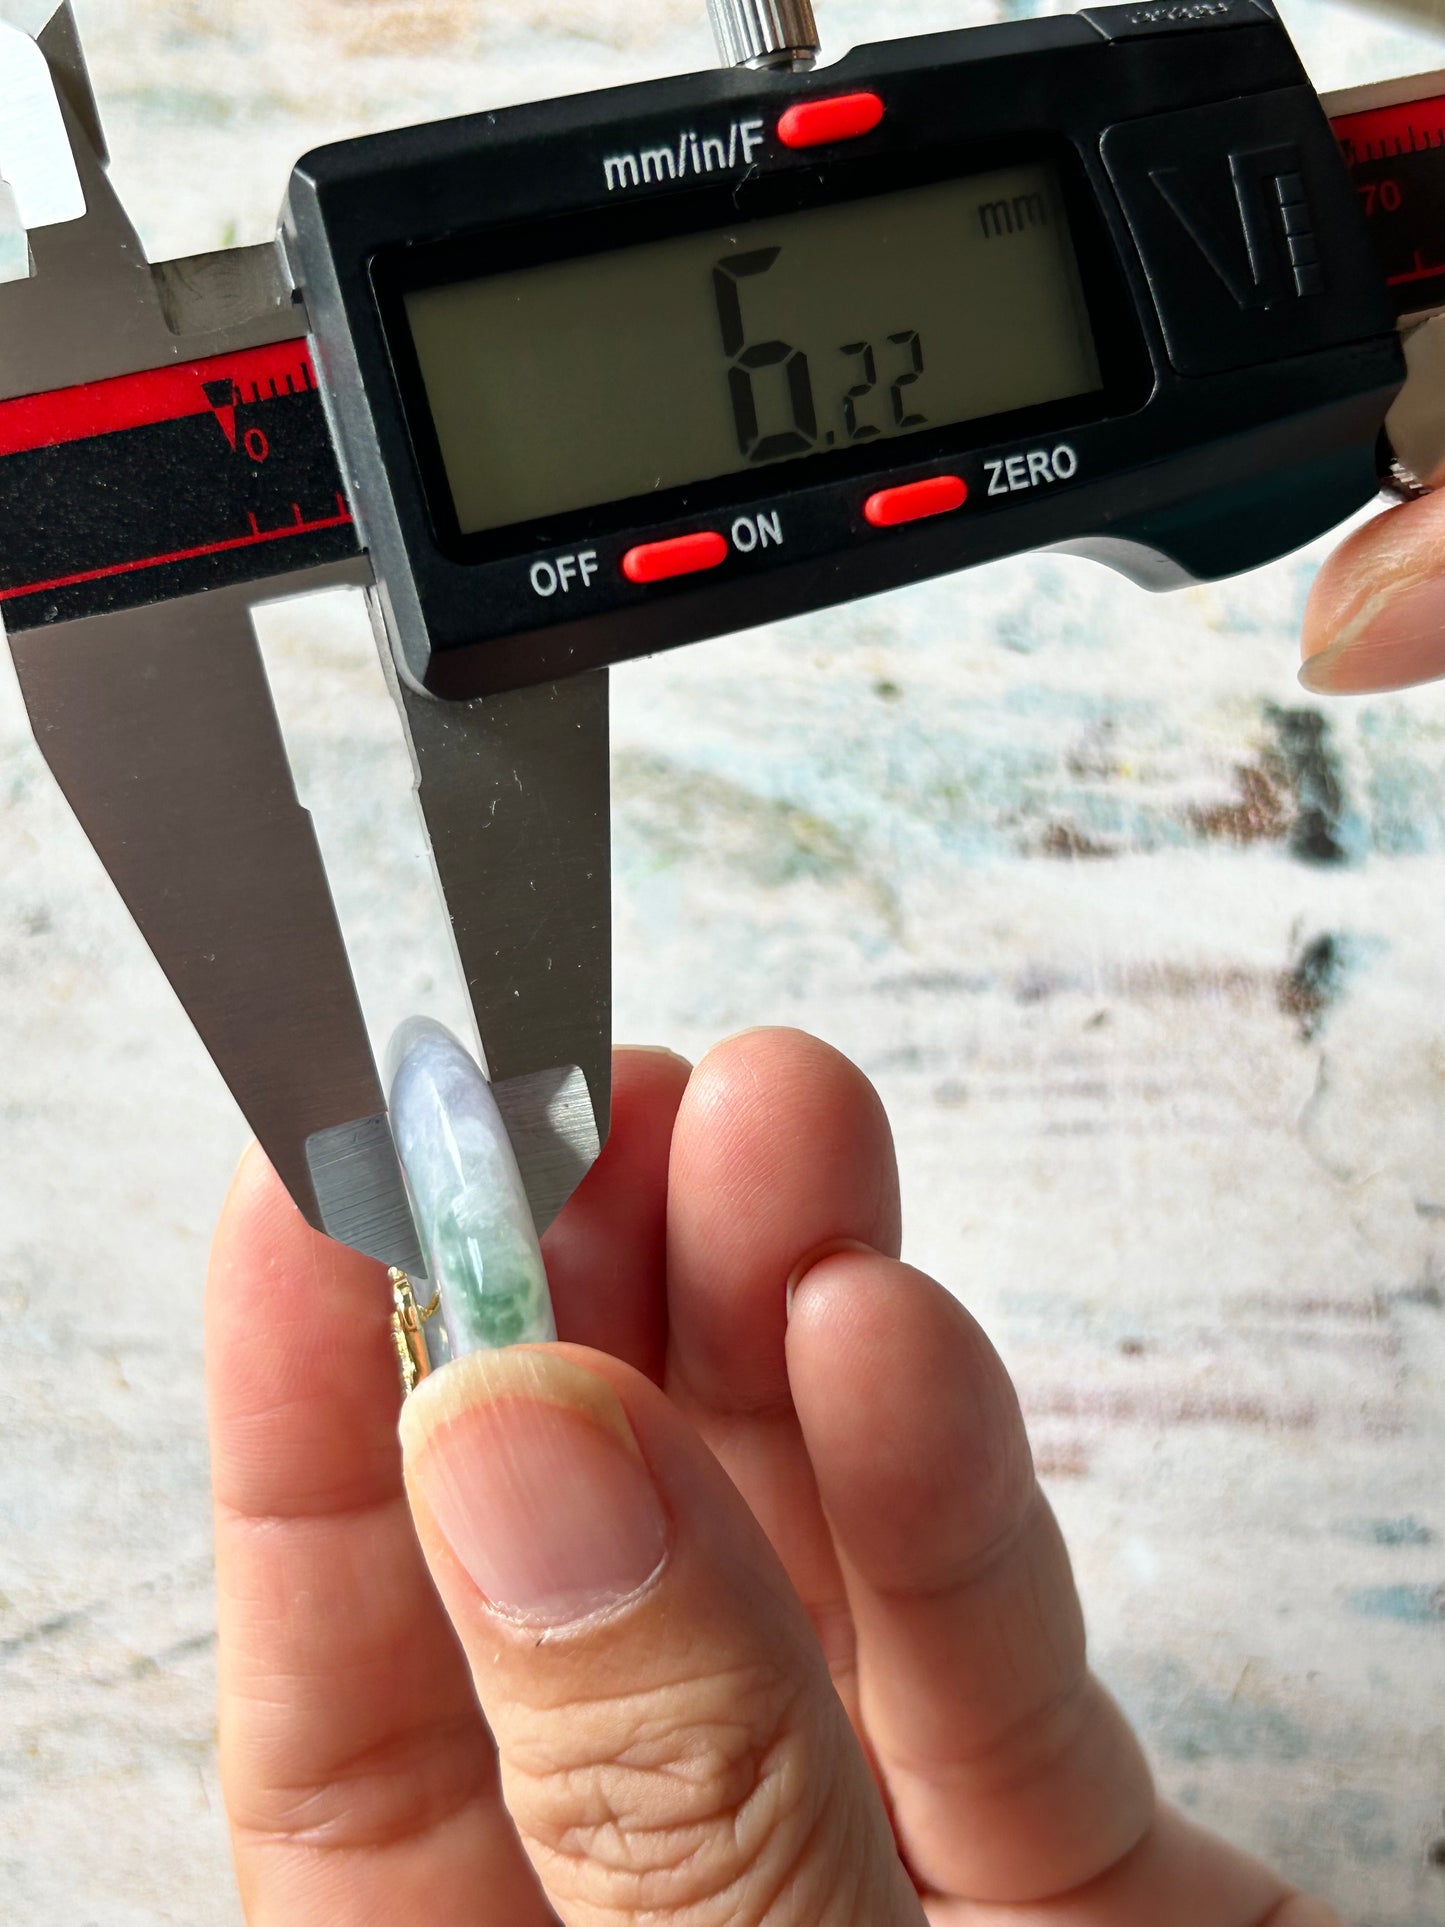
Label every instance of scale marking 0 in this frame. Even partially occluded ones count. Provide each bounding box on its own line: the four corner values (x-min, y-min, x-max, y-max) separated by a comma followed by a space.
0, 340, 360, 630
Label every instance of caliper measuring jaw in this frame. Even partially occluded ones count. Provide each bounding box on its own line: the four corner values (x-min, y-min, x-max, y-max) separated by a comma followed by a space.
0, 5, 611, 1268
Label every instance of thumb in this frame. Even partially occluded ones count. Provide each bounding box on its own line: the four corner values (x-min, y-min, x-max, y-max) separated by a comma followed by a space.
399, 1345, 921, 1927
1300, 489, 1445, 695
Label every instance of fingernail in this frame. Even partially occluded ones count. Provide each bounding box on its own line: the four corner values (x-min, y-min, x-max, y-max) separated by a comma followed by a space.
621, 1045, 692, 1065
1301, 575, 1445, 694
400, 1350, 669, 1626
784, 1237, 879, 1318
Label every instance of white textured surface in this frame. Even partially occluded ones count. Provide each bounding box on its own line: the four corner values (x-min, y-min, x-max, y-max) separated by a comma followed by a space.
1, 3, 1444, 1923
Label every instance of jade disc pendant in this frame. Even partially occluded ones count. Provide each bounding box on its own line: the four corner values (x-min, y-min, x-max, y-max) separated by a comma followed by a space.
387, 1017, 557, 1360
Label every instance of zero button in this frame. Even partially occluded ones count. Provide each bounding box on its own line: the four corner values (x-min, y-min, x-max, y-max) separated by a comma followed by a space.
863, 475, 969, 528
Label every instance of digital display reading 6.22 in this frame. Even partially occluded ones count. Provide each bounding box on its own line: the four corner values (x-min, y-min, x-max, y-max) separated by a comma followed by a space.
403, 162, 1102, 535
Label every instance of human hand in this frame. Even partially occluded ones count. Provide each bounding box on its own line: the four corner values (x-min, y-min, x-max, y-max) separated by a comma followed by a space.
1303, 487, 1445, 694
208, 1028, 1342, 1925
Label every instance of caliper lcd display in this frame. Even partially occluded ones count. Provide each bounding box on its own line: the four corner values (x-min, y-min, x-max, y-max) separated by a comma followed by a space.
402, 162, 1102, 535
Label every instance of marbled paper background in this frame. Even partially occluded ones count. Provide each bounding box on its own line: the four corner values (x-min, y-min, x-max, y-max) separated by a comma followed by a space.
2, 1, 1444, 1920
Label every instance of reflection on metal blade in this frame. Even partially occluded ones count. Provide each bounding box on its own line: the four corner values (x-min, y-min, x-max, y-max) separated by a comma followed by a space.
7, 561, 422, 1272
0, 11, 83, 233
397, 669, 612, 1234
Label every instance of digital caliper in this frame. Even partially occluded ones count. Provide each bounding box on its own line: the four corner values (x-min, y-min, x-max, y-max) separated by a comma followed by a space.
1, 0, 1442, 1279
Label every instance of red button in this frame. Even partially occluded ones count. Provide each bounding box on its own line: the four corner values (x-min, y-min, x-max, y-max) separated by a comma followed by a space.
864, 476, 968, 528
777, 92, 885, 149
622, 530, 729, 584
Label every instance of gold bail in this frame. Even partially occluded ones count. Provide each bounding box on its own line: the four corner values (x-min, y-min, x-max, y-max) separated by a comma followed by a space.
389, 1268, 441, 1397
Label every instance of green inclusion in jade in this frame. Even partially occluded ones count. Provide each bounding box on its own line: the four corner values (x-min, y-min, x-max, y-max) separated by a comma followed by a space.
387, 1017, 556, 1360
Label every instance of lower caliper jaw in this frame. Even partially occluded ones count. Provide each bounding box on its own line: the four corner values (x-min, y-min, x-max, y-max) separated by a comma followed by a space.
0, 3, 612, 1286
9, 563, 422, 1276
10, 565, 613, 1275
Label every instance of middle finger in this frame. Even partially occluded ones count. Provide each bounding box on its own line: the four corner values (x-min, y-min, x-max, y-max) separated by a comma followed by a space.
662, 1027, 902, 1694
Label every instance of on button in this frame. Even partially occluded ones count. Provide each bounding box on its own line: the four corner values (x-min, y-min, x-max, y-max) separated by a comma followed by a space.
864, 475, 968, 528
622, 531, 729, 584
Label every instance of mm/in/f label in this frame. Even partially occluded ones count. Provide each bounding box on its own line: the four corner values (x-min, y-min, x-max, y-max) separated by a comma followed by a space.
603, 120, 767, 193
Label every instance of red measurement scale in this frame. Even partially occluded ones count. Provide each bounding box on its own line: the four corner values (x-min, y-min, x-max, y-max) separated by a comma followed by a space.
1331, 84, 1445, 318
0, 339, 357, 631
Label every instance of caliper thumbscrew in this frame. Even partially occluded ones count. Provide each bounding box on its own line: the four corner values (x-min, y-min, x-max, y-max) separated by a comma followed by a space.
708, 0, 820, 72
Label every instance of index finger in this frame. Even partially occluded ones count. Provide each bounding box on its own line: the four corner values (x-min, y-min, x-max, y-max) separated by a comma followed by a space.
208, 1145, 551, 1923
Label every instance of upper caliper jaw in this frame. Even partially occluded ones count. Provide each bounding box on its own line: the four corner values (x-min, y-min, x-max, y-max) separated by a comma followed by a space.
0, 6, 612, 1266
0, 2, 84, 280
0, 4, 297, 384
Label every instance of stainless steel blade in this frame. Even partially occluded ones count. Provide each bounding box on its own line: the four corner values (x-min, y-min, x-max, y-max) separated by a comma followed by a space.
7, 560, 422, 1271
1323, 71, 1445, 133
395, 668, 612, 1235
1, 5, 613, 1257
1364, 0, 1445, 35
